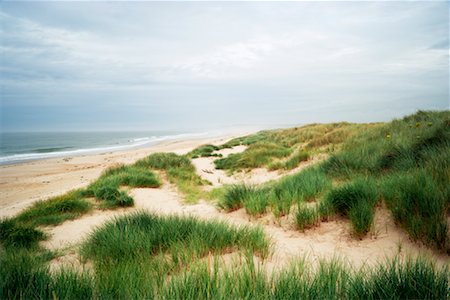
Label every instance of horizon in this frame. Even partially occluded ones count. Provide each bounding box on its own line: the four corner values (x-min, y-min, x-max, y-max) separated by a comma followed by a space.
1, 1, 449, 132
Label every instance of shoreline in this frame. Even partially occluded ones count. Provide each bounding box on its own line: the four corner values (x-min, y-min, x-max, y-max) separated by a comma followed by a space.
0, 131, 252, 218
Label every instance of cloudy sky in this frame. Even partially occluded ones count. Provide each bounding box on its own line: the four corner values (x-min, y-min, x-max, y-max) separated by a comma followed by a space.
0, 1, 448, 132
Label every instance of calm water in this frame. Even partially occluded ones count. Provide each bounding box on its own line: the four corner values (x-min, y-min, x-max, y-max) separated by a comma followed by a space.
0, 131, 209, 164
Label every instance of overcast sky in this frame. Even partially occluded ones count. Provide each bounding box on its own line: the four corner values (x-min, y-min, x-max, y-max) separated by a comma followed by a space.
0, 1, 448, 132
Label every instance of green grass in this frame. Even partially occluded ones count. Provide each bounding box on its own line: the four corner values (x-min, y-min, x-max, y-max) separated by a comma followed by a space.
381, 169, 448, 251
269, 149, 310, 171
325, 178, 378, 236
84, 164, 161, 207
215, 142, 292, 172
295, 205, 319, 231
78, 212, 270, 298
0, 218, 46, 249
319, 110, 450, 250
136, 152, 208, 203
218, 184, 256, 212
15, 190, 92, 226
0, 248, 94, 299
215, 123, 367, 173
211, 111, 450, 250
188, 144, 221, 158
1, 228, 448, 299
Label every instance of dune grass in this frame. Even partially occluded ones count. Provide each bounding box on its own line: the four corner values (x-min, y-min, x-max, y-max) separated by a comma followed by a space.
84, 164, 161, 208
214, 142, 292, 172
295, 205, 319, 231
219, 166, 332, 218
214, 111, 449, 251
136, 152, 209, 203
188, 144, 221, 158
15, 190, 92, 227
0, 218, 46, 249
79, 211, 270, 298
4, 250, 446, 299
215, 123, 368, 173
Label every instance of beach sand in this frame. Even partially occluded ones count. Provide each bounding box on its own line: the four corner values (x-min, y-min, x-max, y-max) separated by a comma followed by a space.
0, 133, 244, 218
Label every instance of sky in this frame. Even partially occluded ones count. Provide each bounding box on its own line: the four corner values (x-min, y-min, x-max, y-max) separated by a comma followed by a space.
0, 1, 449, 132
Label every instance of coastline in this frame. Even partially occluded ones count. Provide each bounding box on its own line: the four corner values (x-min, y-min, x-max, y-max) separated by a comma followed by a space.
0, 131, 251, 218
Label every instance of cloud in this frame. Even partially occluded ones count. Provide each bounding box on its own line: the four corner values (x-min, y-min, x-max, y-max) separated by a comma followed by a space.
0, 1, 448, 131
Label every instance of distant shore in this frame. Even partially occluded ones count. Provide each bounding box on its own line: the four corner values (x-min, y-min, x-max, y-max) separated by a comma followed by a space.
0, 131, 252, 218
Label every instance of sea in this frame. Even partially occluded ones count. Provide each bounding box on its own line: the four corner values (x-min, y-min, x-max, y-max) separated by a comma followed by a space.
0, 131, 212, 165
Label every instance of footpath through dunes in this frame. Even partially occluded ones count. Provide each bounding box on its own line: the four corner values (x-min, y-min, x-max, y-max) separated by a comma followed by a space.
191, 144, 328, 187
44, 158, 448, 273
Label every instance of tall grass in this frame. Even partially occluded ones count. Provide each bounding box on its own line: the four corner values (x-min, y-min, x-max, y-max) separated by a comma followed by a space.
325, 178, 378, 236
81, 211, 270, 264
0, 248, 94, 299
1, 239, 447, 299
0, 218, 46, 249
381, 169, 448, 251
295, 205, 319, 231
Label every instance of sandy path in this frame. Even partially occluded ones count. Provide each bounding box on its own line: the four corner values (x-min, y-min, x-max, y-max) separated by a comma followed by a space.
193, 151, 328, 188
0, 134, 244, 218
44, 182, 449, 271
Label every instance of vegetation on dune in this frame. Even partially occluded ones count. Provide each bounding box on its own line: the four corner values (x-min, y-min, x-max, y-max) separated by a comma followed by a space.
218, 166, 331, 218
1, 245, 447, 299
15, 190, 92, 226
216, 110, 449, 251
187, 144, 221, 158
136, 152, 210, 203
215, 122, 372, 173
84, 164, 161, 208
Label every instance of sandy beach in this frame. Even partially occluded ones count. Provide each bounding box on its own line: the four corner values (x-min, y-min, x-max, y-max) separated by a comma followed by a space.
0, 132, 246, 218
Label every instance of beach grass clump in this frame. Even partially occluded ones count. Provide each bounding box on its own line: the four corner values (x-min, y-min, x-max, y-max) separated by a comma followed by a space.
214, 142, 292, 172
326, 178, 378, 235
0, 218, 46, 249
137, 152, 208, 203
14, 190, 92, 226
79, 211, 270, 297
188, 144, 221, 158
0, 248, 94, 299
381, 169, 448, 251
243, 188, 270, 216
82, 212, 269, 263
218, 184, 256, 212
84, 164, 161, 207
269, 149, 310, 171
295, 205, 319, 231
280, 166, 331, 202
270, 167, 332, 217
352, 257, 449, 299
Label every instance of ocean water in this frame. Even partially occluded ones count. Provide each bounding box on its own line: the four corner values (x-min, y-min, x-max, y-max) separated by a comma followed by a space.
0, 131, 210, 165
